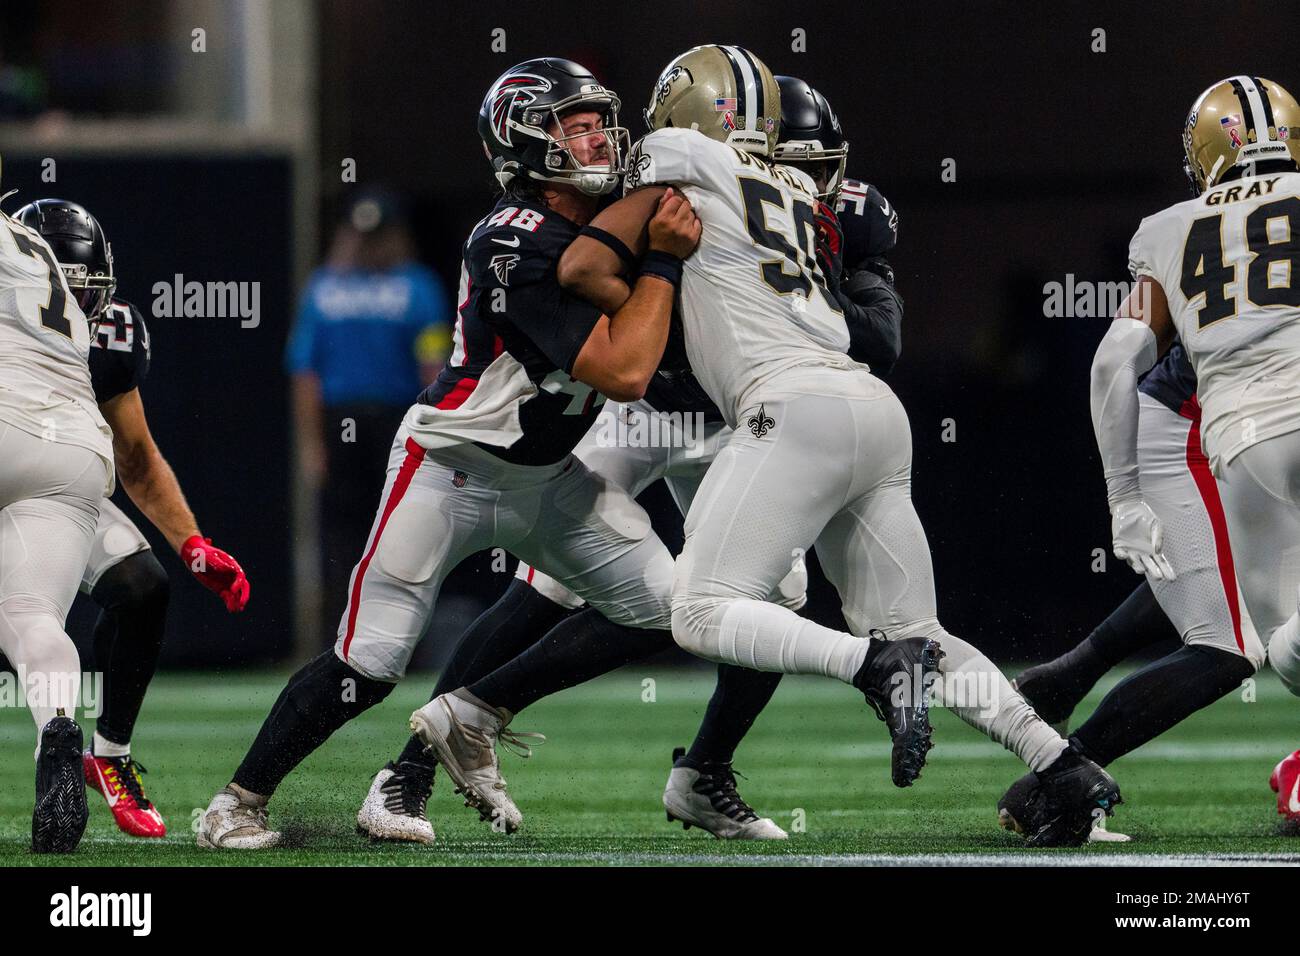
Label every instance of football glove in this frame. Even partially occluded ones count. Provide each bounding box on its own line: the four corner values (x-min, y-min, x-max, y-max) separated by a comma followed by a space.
181, 535, 250, 612
814, 201, 844, 288
1110, 500, 1175, 581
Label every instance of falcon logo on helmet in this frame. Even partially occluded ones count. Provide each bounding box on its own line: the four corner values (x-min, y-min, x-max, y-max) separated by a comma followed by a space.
488, 74, 552, 148
478, 58, 629, 197
1182, 75, 1300, 194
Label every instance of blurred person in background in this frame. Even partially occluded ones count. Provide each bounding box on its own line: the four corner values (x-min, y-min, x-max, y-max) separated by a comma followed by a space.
287, 188, 451, 639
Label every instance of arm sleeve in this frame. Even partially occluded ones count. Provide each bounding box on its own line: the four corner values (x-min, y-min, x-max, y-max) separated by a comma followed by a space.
1090, 317, 1159, 508
837, 266, 904, 377
285, 281, 321, 375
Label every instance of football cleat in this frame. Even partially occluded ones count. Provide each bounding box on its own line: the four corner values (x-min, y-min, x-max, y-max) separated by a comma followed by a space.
1269, 749, 1300, 823
852, 636, 943, 787
32, 715, 89, 854
84, 751, 166, 838
409, 690, 542, 834
196, 786, 281, 850
997, 750, 1122, 848
663, 747, 788, 840
356, 761, 436, 845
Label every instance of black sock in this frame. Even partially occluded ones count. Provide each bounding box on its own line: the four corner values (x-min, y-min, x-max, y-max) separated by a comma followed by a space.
682, 665, 782, 767
90, 552, 170, 747
465, 608, 672, 715
1086, 580, 1179, 668
1036, 580, 1180, 705
233, 649, 395, 797
396, 579, 572, 766
1070, 644, 1256, 766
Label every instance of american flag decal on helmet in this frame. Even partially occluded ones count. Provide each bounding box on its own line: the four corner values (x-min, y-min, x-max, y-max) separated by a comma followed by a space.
489, 74, 552, 147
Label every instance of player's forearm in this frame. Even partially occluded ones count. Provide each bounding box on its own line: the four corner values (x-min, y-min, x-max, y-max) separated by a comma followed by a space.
838, 269, 903, 376
558, 237, 633, 314
1089, 317, 1157, 508
117, 445, 201, 553
575, 273, 675, 402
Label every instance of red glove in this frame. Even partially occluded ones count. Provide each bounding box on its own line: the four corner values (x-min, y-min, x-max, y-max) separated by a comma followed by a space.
180, 535, 250, 613
813, 200, 844, 289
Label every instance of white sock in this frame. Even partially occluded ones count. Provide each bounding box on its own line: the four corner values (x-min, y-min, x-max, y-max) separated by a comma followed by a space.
1268, 612, 1300, 696
926, 629, 1068, 772
705, 598, 871, 683
93, 732, 130, 758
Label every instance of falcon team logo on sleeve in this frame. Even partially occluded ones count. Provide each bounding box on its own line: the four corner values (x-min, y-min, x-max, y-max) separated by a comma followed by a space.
490, 253, 520, 286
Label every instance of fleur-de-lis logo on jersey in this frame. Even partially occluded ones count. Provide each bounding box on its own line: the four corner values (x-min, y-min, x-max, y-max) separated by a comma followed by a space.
490, 253, 520, 286
747, 403, 775, 438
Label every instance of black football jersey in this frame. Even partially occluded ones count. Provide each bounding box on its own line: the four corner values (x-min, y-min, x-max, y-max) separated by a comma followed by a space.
418, 197, 607, 466
1138, 340, 1198, 415
90, 299, 151, 404
836, 178, 898, 270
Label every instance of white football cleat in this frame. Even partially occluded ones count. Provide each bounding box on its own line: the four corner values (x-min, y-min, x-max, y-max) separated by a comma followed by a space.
356, 761, 435, 845
409, 690, 542, 834
196, 785, 281, 849
663, 748, 788, 840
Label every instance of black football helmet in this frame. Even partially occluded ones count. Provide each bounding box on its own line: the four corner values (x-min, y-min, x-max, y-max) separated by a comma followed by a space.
772, 76, 849, 203
14, 199, 115, 321
478, 58, 628, 197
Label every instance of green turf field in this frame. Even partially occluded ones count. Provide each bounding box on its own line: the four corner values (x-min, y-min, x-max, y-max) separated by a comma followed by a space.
2, 667, 1297, 866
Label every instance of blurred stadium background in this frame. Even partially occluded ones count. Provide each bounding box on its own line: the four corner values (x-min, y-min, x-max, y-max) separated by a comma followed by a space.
0, 0, 1290, 675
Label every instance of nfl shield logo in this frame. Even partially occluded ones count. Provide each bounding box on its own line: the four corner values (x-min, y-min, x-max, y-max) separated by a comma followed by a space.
452, 470, 468, 488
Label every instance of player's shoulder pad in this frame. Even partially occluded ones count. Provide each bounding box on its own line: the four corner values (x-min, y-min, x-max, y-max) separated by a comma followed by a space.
625, 127, 723, 194
1126, 200, 1188, 283
466, 199, 567, 287
836, 177, 899, 260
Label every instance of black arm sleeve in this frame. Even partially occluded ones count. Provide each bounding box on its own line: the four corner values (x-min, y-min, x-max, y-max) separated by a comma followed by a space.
837, 266, 904, 378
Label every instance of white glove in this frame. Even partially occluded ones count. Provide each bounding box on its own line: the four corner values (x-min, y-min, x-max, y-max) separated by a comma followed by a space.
1111, 499, 1176, 581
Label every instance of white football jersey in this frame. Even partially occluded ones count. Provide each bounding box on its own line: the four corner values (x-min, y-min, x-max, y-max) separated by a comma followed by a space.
627, 127, 860, 427
0, 212, 113, 467
1129, 170, 1300, 472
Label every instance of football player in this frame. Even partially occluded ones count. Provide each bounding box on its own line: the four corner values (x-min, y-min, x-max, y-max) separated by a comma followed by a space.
1000, 343, 1259, 841
15, 199, 250, 840
558, 44, 1121, 846
0, 178, 114, 852
356, 73, 908, 844
197, 57, 721, 848
1006, 76, 1300, 838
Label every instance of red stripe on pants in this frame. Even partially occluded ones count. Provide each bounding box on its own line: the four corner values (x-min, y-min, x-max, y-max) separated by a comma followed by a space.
1182, 412, 1245, 653
341, 437, 427, 661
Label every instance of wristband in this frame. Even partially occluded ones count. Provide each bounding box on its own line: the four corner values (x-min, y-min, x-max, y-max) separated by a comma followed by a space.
578, 225, 637, 271
639, 249, 684, 286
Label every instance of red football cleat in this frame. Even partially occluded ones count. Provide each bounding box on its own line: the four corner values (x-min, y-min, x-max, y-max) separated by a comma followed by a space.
1269, 749, 1300, 823
83, 751, 167, 838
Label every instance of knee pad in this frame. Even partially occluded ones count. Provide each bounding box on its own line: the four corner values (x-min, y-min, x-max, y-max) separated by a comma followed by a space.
91, 550, 170, 614
670, 600, 716, 657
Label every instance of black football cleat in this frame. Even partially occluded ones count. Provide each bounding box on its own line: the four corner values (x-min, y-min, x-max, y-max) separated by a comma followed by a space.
1011, 659, 1090, 727
853, 636, 943, 787
1000, 749, 1123, 848
32, 715, 89, 854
